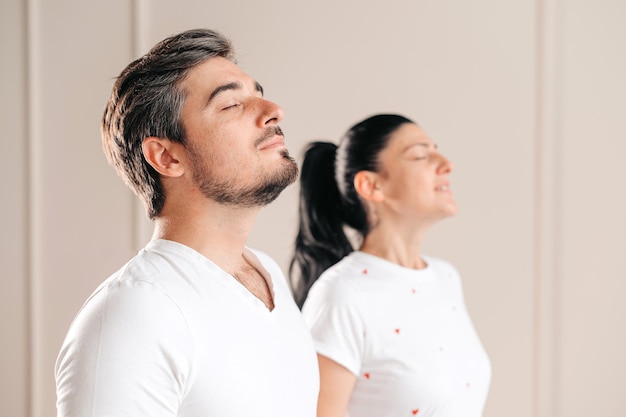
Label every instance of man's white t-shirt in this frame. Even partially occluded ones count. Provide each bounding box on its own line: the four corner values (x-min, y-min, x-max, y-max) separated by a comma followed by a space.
56, 239, 319, 417
303, 251, 491, 417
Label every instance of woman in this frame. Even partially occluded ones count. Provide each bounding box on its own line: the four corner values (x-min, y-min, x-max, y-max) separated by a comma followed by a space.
290, 114, 491, 417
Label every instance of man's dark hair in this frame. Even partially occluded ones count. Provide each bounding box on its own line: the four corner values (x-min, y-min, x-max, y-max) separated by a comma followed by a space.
102, 28, 235, 218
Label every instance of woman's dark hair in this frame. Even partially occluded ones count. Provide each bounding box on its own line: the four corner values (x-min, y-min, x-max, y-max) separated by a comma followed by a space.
290, 114, 414, 307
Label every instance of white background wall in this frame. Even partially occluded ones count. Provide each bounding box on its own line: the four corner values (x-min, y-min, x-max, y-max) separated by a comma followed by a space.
1, 0, 625, 416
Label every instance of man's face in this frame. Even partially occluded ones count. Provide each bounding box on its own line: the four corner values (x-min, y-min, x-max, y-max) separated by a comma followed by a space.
179, 57, 297, 207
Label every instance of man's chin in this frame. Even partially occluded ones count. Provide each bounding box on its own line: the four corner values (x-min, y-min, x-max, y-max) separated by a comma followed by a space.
239, 162, 298, 207
277, 153, 299, 185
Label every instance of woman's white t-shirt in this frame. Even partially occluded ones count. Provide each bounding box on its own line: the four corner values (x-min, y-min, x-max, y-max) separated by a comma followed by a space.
302, 251, 491, 417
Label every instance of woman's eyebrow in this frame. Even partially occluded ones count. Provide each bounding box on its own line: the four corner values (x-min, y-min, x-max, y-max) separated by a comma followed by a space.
403, 142, 437, 152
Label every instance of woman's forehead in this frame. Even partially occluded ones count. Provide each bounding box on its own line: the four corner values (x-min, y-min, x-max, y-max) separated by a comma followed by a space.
387, 123, 435, 150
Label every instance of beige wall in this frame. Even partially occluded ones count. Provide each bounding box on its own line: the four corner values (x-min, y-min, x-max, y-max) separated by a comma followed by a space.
1, 0, 624, 416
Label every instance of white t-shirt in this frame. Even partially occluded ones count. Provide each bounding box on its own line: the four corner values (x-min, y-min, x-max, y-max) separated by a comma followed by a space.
56, 239, 319, 417
302, 251, 491, 417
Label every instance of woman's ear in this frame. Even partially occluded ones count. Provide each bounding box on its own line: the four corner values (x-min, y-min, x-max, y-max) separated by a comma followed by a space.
354, 171, 384, 203
142, 137, 185, 178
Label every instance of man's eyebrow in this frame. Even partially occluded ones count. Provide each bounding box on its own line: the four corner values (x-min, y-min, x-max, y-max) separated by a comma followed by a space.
207, 81, 242, 104
206, 80, 265, 105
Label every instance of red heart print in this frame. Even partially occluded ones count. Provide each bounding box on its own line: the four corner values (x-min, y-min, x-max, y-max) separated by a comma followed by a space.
412, 409, 419, 415
364, 373, 370, 379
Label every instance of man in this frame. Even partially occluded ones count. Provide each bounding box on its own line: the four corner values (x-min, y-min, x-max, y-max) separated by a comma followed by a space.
55, 28, 319, 416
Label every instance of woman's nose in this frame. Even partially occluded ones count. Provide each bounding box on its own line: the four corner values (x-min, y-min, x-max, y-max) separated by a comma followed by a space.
438, 154, 454, 174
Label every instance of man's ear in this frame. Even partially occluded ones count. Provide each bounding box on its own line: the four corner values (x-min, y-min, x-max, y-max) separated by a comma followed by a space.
354, 171, 384, 203
142, 137, 185, 177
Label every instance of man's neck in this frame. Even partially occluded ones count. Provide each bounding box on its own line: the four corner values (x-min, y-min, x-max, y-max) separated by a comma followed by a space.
152, 201, 261, 273
152, 202, 276, 310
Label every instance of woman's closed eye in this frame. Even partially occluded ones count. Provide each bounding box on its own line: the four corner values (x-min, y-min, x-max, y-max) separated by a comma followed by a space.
408, 153, 428, 161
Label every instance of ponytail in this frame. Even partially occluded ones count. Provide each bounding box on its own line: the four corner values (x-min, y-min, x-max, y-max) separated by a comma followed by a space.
289, 142, 354, 308
290, 114, 415, 308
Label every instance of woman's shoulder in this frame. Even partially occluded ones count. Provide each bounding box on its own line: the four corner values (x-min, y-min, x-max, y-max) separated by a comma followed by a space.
305, 254, 363, 301
314, 252, 371, 285
423, 255, 460, 276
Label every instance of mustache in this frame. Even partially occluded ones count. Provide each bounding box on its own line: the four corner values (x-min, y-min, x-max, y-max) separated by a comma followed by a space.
255, 125, 284, 147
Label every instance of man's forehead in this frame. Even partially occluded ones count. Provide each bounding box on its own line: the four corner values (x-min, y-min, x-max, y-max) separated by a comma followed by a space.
183, 57, 260, 92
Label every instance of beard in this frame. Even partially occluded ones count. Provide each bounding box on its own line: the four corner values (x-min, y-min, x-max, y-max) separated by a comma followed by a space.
188, 126, 299, 207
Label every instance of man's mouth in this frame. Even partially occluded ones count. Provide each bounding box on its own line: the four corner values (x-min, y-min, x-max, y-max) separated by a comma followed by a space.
259, 136, 286, 150
257, 126, 285, 150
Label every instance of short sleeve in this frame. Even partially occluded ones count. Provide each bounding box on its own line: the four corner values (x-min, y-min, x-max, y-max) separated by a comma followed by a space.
55, 279, 194, 417
301, 279, 365, 376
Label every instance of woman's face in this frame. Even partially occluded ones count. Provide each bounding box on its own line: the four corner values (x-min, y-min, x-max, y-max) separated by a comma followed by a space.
374, 123, 457, 224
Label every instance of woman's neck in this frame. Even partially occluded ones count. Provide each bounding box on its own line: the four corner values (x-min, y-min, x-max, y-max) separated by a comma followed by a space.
359, 224, 429, 269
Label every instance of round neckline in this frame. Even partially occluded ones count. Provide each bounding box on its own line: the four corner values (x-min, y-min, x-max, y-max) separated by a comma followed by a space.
349, 251, 435, 282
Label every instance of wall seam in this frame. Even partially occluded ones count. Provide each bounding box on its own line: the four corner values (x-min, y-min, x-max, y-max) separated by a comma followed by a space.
131, 0, 140, 251
26, 0, 41, 414
131, 0, 151, 251
533, 0, 544, 413
23, 0, 33, 414
534, 0, 561, 415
